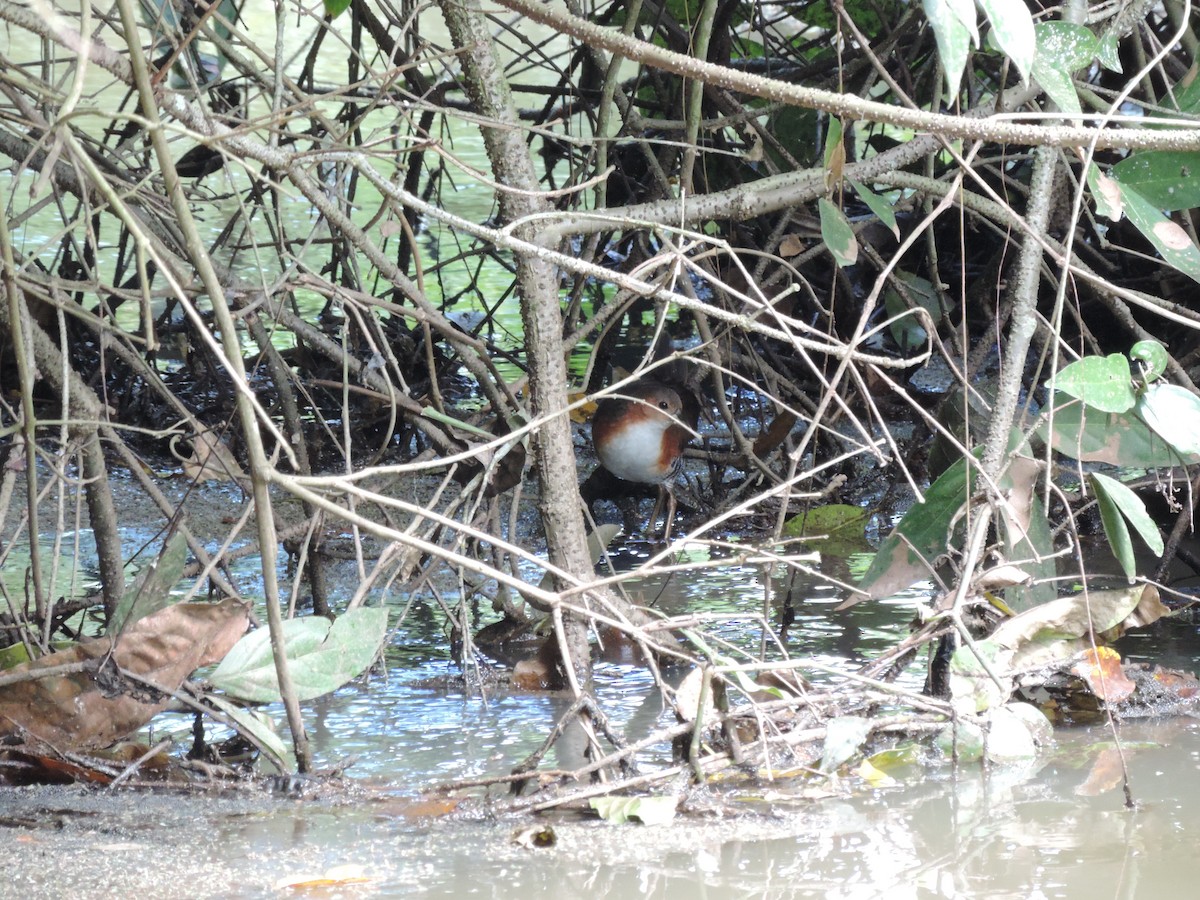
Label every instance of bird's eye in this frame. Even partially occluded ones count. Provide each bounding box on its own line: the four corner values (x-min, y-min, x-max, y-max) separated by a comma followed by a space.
658, 400, 670, 410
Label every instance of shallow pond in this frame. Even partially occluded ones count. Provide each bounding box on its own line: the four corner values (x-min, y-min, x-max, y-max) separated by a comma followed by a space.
5, 530, 1200, 898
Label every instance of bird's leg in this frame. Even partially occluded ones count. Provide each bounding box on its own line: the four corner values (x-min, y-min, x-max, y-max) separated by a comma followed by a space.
650, 484, 678, 543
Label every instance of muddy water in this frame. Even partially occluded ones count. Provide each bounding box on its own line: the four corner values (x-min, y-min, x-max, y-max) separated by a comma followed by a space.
6, 531, 1200, 898
5, 714, 1200, 897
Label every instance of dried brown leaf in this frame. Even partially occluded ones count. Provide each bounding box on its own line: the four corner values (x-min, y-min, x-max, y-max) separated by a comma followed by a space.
1075, 747, 1126, 796
1070, 647, 1135, 703
0, 599, 250, 749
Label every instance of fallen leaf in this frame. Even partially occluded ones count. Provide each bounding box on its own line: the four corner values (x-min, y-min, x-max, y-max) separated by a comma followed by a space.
0, 599, 250, 749
170, 430, 247, 485
275, 864, 372, 890
778, 234, 806, 257
1070, 647, 1135, 703
1075, 747, 1126, 796
1151, 667, 1200, 699
513, 825, 557, 848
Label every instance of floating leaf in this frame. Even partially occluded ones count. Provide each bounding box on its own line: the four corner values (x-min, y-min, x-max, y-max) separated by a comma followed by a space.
935, 719, 984, 761
1070, 646, 1135, 703
855, 759, 897, 788
590, 795, 678, 825
991, 585, 1158, 670
1075, 746, 1128, 796
275, 865, 371, 890
820, 715, 874, 773
210, 606, 389, 703
783, 504, 869, 538
984, 705, 1038, 760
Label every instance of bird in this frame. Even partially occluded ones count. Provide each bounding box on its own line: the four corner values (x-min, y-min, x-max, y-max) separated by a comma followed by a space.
585, 380, 698, 540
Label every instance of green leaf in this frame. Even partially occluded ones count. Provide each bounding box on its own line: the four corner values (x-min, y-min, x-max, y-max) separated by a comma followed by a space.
1130, 340, 1169, 381
857, 452, 975, 599
1035, 21, 1098, 70
997, 457, 1056, 611
924, 0, 975, 97
1040, 395, 1200, 466
883, 271, 941, 352
848, 179, 898, 239
1097, 31, 1122, 73
1117, 183, 1200, 285
1112, 151, 1200, 211
1031, 23, 1097, 115
1091, 472, 1165, 573
783, 504, 869, 537
1137, 382, 1200, 455
1088, 168, 1123, 221
109, 529, 190, 636
0, 642, 33, 670
819, 198, 858, 267
984, 705, 1038, 760
949, 639, 1013, 712
976, 587, 1154, 677
935, 719, 984, 760
205, 693, 289, 767
823, 116, 844, 170
210, 607, 389, 703
977, 0, 1035, 84
1093, 473, 1136, 579
1163, 68, 1200, 116
1052, 353, 1135, 413
590, 795, 678, 825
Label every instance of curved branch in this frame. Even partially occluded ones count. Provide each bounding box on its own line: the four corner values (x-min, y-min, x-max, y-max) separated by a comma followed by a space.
492, 0, 1200, 151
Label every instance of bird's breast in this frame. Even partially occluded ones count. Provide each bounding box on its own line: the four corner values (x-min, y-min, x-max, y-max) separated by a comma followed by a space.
594, 415, 676, 483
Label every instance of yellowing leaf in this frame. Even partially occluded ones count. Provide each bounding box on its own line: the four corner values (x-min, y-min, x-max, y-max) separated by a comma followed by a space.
1070, 646, 1135, 703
